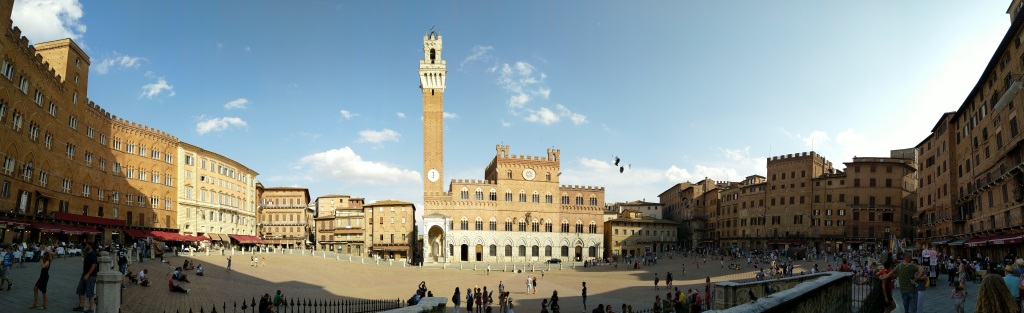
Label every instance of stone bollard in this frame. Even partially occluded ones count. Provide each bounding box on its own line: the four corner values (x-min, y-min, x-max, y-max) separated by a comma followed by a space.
96, 251, 121, 313
206, 249, 209, 256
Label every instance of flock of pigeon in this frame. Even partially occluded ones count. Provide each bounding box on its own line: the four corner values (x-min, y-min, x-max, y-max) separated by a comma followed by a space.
614, 156, 630, 173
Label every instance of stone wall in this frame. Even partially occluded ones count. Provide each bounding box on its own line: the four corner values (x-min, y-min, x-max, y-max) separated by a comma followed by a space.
709, 272, 852, 313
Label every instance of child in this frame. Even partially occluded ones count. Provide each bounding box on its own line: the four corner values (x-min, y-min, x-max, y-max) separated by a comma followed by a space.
950, 284, 966, 313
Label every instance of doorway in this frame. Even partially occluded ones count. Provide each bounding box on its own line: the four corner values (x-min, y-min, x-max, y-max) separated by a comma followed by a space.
475, 244, 483, 261
460, 244, 469, 262
575, 246, 583, 261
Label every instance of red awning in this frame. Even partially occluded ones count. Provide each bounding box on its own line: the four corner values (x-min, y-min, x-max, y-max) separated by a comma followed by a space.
767, 240, 804, 245
150, 231, 185, 242
0, 220, 30, 229
32, 222, 62, 233
989, 233, 1024, 245
54, 212, 126, 227
57, 224, 84, 235
965, 237, 990, 247
123, 229, 149, 238
193, 235, 211, 241
76, 226, 101, 235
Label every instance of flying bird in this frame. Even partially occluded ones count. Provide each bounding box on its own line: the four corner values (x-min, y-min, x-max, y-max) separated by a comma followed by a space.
619, 166, 624, 173
614, 156, 620, 166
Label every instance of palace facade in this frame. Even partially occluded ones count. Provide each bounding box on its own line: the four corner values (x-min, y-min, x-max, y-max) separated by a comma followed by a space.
176, 142, 258, 242
417, 32, 606, 263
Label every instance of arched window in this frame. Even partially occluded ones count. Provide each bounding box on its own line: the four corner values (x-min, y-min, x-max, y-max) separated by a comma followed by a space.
561, 220, 569, 232
460, 188, 469, 200
532, 246, 539, 256
575, 221, 584, 233
505, 219, 513, 231
531, 219, 539, 232
460, 217, 469, 230
505, 245, 513, 256
489, 217, 497, 231
545, 220, 553, 232
545, 193, 553, 204
561, 195, 569, 204
518, 220, 526, 231
519, 191, 527, 202
532, 191, 540, 203
475, 189, 483, 200
575, 196, 583, 205
429, 49, 436, 63
507, 170, 512, 179
589, 196, 598, 206
588, 221, 598, 233
475, 217, 483, 230
546, 172, 551, 181
505, 191, 513, 202
489, 189, 497, 201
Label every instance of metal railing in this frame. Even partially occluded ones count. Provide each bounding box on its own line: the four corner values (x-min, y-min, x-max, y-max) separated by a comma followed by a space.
164, 297, 402, 313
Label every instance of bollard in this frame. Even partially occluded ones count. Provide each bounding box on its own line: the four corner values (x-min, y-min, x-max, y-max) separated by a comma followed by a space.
96, 251, 121, 313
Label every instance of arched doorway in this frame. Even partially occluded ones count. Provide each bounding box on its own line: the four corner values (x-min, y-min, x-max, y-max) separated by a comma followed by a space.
427, 226, 445, 262
574, 246, 583, 261
460, 244, 469, 262
475, 244, 483, 262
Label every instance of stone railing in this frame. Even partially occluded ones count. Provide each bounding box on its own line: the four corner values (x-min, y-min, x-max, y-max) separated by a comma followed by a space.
709, 272, 852, 313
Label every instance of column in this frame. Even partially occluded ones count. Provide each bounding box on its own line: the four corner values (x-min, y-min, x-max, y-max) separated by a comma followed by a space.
96, 251, 121, 313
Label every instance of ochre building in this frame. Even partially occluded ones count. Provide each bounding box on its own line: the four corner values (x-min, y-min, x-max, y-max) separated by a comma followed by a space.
312, 194, 364, 253
176, 142, 258, 244
418, 32, 606, 263
257, 185, 312, 248
0, 0, 178, 244
364, 200, 415, 260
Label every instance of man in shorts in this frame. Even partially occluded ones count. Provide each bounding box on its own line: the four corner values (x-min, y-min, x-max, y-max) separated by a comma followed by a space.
1, 245, 14, 290
74, 242, 98, 313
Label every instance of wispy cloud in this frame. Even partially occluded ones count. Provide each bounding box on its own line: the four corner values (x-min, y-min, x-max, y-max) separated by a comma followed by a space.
340, 109, 358, 120
396, 112, 406, 119
196, 116, 247, 135
525, 107, 559, 125
443, 112, 458, 119
224, 98, 249, 110
358, 129, 400, 144
460, 45, 494, 69
294, 147, 420, 186
555, 104, 587, 125
94, 52, 145, 74
140, 72, 175, 98
11, 0, 86, 44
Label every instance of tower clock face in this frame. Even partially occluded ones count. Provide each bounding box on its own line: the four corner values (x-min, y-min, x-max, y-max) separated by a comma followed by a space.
523, 168, 536, 181
427, 169, 440, 182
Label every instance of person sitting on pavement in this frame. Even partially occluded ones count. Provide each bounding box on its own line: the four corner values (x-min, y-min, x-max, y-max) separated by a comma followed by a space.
137, 269, 150, 286
172, 267, 191, 283
168, 276, 189, 294
195, 264, 204, 276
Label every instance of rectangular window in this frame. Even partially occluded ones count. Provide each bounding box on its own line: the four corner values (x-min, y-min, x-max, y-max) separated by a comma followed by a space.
47, 102, 56, 117
33, 89, 43, 105
68, 115, 77, 129
86, 126, 94, 138
18, 76, 27, 93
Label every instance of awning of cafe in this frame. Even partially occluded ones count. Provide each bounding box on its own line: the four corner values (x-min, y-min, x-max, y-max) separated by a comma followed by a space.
942, 238, 966, 245
930, 239, 952, 246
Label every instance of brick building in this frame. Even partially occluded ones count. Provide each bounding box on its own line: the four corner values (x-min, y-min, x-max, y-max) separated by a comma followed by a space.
256, 185, 312, 248
364, 200, 415, 260
311, 194, 364, 253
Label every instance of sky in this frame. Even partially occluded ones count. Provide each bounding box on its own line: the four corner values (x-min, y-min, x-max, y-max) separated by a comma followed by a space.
8, 1, 1014, 209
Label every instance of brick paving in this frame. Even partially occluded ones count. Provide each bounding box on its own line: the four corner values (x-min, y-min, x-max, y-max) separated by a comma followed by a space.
0, 251, 994, 313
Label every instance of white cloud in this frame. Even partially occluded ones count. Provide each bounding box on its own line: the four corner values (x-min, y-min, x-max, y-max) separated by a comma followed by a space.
496, 61, 547, 111
94, 52, 145, 74
579, 158, 614, 171
294, 147, 420, 186
358, 129, 400, 144
443, 112, 458, 119
508, 93, 530, 109
340, 109, 358, 120
525, 107, 559, 125
224, 98, 248, 110
11, 0, 86, 44
196, 116, 247, 135
501, 119, 512, 127
665, 165, 743, 182
396, 112, 406, 119
460, 45, 494, 69
555, 104, 587, 125
140, 74, 174, 98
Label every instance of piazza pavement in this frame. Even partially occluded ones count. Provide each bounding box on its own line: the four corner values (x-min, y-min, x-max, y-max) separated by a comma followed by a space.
0, 249, 988, 312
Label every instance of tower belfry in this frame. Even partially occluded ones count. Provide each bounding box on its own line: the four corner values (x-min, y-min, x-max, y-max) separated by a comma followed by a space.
421, 31, 446, 196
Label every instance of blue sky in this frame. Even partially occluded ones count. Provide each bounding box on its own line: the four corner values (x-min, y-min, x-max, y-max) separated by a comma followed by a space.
10, 1, 1012, 207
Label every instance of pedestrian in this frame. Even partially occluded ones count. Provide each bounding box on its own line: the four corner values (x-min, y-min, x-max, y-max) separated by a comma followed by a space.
654, 273, 660, 290
532, 276, 537, 294
226, 256, 232, 271
466, 286, 474, 313
976, 273, 1020, 313
667, 272, 673, 287
1, 245, 14, 291
951, 284, 967, 313
29, 248, 50, 310
550, 290, 560, 313
1002, 266, 1022, 308
582, 281, 588, 311
527, 276, 533, 295
880, 254, 924, 313
73, 242, 98, 313
453, 287, 462, 313
487, 264, 491, 275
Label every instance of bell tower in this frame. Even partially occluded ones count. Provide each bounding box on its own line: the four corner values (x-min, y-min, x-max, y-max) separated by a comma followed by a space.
421, 31, 446, 196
